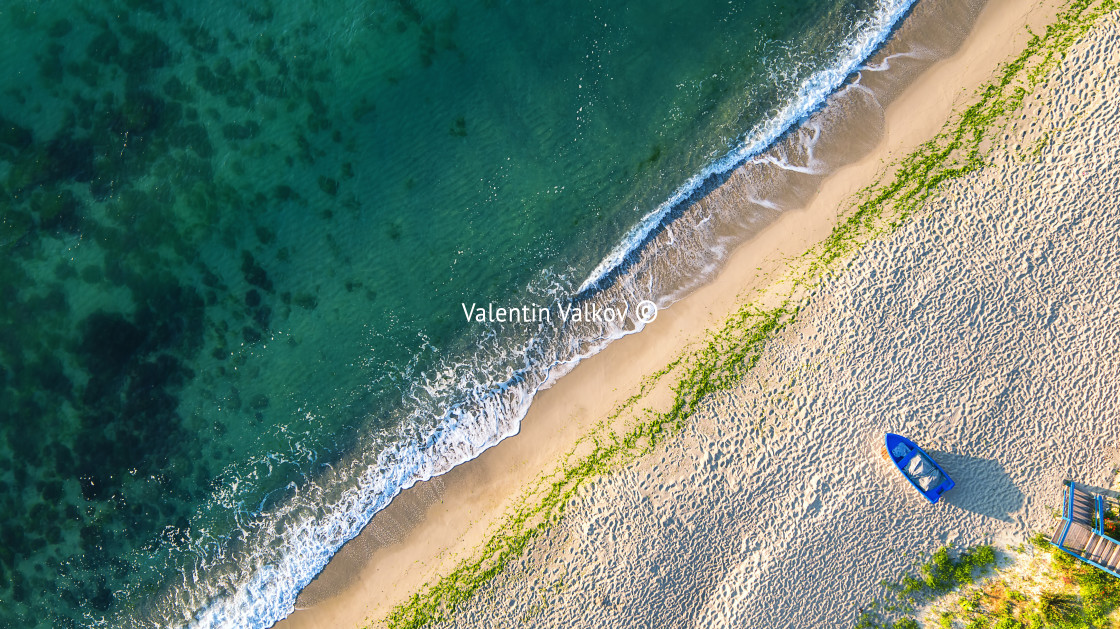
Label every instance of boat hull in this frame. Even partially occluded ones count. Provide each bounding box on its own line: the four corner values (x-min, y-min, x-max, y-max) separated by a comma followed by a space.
884, 433, 955, 504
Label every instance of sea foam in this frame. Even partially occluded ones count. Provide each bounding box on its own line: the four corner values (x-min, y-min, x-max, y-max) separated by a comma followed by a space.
161, 0, 919, 626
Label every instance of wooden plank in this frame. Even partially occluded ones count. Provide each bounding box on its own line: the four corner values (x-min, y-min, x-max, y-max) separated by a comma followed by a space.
1051, 520, 1068, 545
1099, 540, 1114, 565
1085, 534, 1102, 560
1088, 535, 1112, 564
1107, 544, 1120, 571
1097, 538, 1115, 563
1064, 523, 1092, 552
1095, 538, 1111, 564
1100, 541, 1119, 567
1072, 498, 1094, 525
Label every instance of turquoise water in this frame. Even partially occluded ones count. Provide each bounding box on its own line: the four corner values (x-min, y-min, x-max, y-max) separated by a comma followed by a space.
0, 0, 911, 626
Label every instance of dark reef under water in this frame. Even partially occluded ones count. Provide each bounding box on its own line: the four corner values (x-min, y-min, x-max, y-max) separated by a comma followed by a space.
1, 3, 370, 623
0, 0, 896, 625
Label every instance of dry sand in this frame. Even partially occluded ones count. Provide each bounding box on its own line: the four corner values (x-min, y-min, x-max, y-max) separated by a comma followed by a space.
436, 10, 1120, 629
275, 0, 1120, 627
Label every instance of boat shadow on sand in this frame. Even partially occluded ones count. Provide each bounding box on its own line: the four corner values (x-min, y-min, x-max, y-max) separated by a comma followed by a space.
925, 451, 1024, 522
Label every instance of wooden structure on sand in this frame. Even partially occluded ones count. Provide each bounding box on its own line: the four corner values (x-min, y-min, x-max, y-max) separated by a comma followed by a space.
1049, 482, 1120, 578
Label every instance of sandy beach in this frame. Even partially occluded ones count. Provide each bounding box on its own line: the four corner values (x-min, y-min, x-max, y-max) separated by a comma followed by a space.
275, 0, 1120, 627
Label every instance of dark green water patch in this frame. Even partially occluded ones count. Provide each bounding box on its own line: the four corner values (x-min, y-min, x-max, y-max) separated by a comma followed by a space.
0, 1, 381, 624
0, 0, 909, 625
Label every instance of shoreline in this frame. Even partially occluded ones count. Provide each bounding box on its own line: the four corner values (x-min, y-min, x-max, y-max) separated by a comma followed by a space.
273, 0, 1068, 626
442, 4, 1120, 625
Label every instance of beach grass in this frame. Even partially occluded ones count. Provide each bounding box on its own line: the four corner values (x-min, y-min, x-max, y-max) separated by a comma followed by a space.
859, 535, 1120, 628
856, 544, 1000, 627
379, 1, 1120, 627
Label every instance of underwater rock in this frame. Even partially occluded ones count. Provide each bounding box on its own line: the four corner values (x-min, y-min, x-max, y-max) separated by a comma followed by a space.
0, 209, 33, 244
273, 184, 300, 202
47, 18, 72, 38
30, 354, 72, 399
221, 121, 260, 141
449, 115, 467, 137
317, 176, 339, 196
31, 188, 84, 234
306, 89, 327, 117
121, 29, 171, 74
41, 480, 63, 503
90, 583, 114, 612
242, 326, 262, 343
195, 64, 238, 96
292, 293, 318, 310
0, 116, 32, 153
81, 265, 103, 284
255, 76, 291, 99
252, 305, 271, 329
45, 135, 95, 183
386, 219, 403, 241
110, 90, 167, 135
39, 42, 66, 82
181, 23, 218, 54
86, 30, 122, 66
240, 251, 273, 292
162, 75, 190, 101
168, 123, 212, 158
255, 225, 276, 244
250, 394, 269, 410
77, 312, 148, 378
352, 98, 376, 122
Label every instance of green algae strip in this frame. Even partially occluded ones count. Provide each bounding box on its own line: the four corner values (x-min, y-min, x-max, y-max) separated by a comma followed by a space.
380, 2, 1119, 627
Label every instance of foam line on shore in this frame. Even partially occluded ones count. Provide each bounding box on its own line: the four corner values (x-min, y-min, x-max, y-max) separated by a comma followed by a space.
373, 0, 1120, 627
152, 0, 945, 626
576, 0, 918, 295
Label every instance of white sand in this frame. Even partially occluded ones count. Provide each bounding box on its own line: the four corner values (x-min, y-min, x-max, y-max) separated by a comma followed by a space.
274, 1, 1120, 627
435, 11, 1120, 629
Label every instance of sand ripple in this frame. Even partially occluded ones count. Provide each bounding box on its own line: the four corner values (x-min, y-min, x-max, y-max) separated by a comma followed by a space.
438, 10, 1120, 629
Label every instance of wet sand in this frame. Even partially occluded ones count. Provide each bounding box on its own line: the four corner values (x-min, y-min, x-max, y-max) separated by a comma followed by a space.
272, 0, 1116, 626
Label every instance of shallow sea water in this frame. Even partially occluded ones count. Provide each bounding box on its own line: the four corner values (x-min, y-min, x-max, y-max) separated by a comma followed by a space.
0, 0, 903, 625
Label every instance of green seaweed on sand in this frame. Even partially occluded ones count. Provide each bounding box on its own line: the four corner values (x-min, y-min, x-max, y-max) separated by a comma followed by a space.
381, 1, 1120, 627
806, 0, 1119, 277
382, 301, 794, 629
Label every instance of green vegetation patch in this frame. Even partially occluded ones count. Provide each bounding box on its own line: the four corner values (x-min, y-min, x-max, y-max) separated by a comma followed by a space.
858, 536, 1120, 629
806, 0, 1119, 277
856, 544, 999, 628
1032, 532, 1120, 627
382, 302, 797, 629
381, 1, 1120, 627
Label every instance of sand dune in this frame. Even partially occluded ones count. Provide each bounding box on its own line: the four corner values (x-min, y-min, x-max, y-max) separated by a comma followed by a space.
435, 11, 1120, 629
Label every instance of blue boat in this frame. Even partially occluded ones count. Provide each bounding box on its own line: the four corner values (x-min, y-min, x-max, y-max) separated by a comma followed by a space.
884, 433, 955, 504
